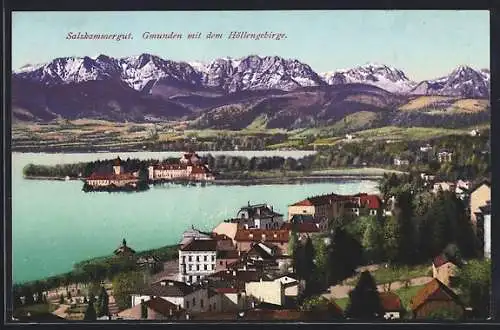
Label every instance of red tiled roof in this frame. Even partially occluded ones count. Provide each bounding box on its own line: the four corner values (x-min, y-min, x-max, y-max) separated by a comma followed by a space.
234, 229, 289, 242
410, 279, 464, 311
87, 172, 137, 181
360, 194, 382, 209
433, 254, 450, 268
379, 292, 403, 312
144, 297, 183, 316
281, 222, 320, 233
214, 287, 239, 294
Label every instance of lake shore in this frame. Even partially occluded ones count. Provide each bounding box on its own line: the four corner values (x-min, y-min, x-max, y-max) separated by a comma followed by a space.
22, 167, 402, 185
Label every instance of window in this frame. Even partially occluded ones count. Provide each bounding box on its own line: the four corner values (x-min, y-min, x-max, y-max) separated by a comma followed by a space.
212, 264, 215, 270
219, 261, 223, 265
189, 265, 192, 271
188, 256, 192, 262
196, 256, 200, 262
196, 265, 200, 271
212, 255, 215, 262
182, 256, 186, 263
193, 298, 196, 306
204, 264, 208, 270
201, 299, 204, 308
204, 255, 207, 261
186, 301, 190, 309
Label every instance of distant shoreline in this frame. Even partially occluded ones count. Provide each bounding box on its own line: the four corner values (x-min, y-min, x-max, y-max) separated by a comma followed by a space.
22, 173, 388, 185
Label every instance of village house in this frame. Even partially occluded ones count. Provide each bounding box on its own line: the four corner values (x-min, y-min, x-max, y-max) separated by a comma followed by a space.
179, 226, 212, 248
130, 279, 220, 314
114, 238, 136, 257
437, 150, 453, 163
224, 203, 284, 230
432, 181, 456, 194
85, 157, 139, 188
420, 173, 436, 183
420, 144, 433, 153
215, 250, 241, 272
470, 129, 480, 137
212, 287, 247, 312
212, 223, 239, 244
233, 228, 289, 255
474, 201, 491, 259
287, 193, 382, 222
148, 152, 215, 182
178, 239, 217, 284
268, 273, 302, 299
393, 157, 410, 166
469, 180, 491, 231
409, 279, 466, 320
245, 279, 285, 307
432, 254, 459, 288
379, 292, 405, 320
289, 214, 327, 231
281, 222, 321, 240
117, 297, 186, 320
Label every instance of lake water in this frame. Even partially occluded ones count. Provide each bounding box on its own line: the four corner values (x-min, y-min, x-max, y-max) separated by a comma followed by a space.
11, 151, 379, 283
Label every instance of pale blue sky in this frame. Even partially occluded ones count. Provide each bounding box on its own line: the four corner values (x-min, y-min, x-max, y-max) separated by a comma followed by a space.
12, 10, 489, 81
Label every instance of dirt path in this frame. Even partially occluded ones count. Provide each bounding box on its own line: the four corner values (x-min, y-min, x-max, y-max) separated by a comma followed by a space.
324, 276, 433, 300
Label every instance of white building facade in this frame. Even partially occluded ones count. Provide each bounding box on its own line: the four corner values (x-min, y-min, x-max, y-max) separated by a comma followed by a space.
179, 239, 217, 284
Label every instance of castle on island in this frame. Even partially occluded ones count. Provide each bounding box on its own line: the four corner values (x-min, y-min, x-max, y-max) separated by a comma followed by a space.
148, 152, 214, 182
85, 152, 214, 189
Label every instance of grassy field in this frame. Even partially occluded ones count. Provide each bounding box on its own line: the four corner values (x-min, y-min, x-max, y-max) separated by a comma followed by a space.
12, 116, 489, 152
13, 303, 59, 318
399, 96, 489, 113
346, 264, 431, 286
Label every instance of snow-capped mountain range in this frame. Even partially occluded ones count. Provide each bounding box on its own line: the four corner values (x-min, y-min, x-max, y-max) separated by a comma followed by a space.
14, 54, 490, 98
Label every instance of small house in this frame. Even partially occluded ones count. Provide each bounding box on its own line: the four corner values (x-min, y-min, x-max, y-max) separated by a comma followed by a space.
410, 279, 466, 320
379, 292, 405, 320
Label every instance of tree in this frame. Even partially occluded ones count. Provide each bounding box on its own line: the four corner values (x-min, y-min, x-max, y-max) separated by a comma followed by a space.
362, 218, 384, 263
383, 216, 400, 263
288, 226, 299, 266
345, 271, 383, 320
451, 259, 491, 319
326, 228, 363, 285
301, 236, 317, 295
96, 286, 110, 317
84, 296, 97, 321
112, 271, 145, 311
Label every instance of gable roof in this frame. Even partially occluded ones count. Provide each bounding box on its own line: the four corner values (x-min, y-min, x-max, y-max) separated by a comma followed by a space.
281, 222, 321, 233
134, 280, 195, 297
379, 292, 404, 312
180, 239, 217, 252
433, 254, 452, 268
234, 229, 289, 242
237, 204, 283, 219
144, 297, 183, 316
410, 279, 465, 311
470, 179, 491, 194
